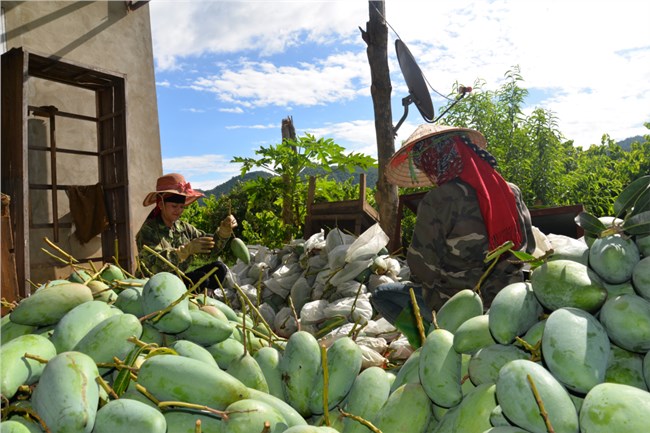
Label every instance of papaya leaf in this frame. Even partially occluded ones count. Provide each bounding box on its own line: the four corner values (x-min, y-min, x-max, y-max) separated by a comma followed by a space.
574, 212, 606, 236
623, 210, 650, 235
630, 185, 650, 217
613, 175, 650, 218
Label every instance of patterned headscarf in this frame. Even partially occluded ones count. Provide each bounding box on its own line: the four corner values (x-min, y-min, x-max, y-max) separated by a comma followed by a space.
413, 133, 522, 250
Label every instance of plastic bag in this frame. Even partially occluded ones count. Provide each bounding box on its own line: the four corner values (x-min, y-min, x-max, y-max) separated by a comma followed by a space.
289, 276, 313, 314
323, 294, 373, 324
344, 223, 389, 263
326, 228, 356, 253
274, 306, 298, 338
328, 258, 373, 287
359, 344, 387, 369
300, 299, 329, 324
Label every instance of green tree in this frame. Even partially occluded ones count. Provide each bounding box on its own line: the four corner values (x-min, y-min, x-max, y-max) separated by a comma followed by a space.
231, 134, 376, 246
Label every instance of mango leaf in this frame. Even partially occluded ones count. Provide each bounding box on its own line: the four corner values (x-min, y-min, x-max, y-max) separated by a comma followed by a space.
630, 185, 650, 217
614, 175, 650, 218
112, 344, 147, 397
511, 249, 546, 270
394, 304, 429, 349
622, 210, 650, 235
574, 212, 607, 236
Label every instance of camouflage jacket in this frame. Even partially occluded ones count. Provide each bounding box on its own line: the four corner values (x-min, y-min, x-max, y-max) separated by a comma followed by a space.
135, 214, 228, 276
407, 179, 535, 311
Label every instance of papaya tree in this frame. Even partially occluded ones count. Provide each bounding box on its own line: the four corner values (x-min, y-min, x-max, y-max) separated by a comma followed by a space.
231, 133, 376, 245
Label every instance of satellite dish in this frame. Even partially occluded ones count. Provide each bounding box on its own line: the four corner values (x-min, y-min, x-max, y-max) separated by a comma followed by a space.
394, 39, 434, 135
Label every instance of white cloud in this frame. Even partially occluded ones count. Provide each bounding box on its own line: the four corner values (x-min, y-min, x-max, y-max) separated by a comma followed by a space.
188, 51, 369, 108
219, 107, 244, 114
151, 0, 650, 155
150, 1, 366, 70
162, 154, 242, 188
225, 123, 278, 130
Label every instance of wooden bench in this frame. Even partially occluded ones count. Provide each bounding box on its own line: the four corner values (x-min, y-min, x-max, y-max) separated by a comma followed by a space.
303, 173, 380, 239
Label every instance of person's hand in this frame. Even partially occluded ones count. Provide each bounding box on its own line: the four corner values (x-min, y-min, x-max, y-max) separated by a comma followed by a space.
177, 236, 215, 261
216, 215, 238, 239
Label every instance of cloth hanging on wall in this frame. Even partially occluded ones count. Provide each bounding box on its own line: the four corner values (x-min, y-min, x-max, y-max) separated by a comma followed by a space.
66, 183, 109, 244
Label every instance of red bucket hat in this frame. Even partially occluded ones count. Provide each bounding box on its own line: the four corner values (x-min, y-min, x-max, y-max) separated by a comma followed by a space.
142, 173, 204, 206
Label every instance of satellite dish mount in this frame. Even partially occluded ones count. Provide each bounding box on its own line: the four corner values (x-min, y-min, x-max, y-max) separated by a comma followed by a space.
393, 39, 471, 136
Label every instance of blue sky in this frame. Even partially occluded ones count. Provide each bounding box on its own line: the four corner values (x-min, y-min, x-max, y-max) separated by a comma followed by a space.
149, 0, 650, 190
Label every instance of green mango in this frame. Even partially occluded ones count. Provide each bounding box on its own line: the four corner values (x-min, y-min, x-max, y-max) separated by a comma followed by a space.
495, 359, 578, 433
489, 282, 543, 344
436, 289, 483, 333
253, 346, 285, 399
92, 398, 166, 433
468, 344, 529, 386
10, 282, 93, 326
73, 313, 142, 374
453, 314, 496, 354
169, 339, 219, 368
100, 263, 125, 282
247, 387, 308, 428
372, 383, 432, 433
580, 383, 650, 432
589, 234, 640, 284
389, 347, 422, 392
1, 334, 56, 399
530, 259, 607, 313
0, 314, 37, 345
227, 353, 269, 393
177, 309, 234, 346
50, 300, 122, 353
163, 409, 223, 433
222, 399, 287, 433
114, 285, 144, 316
0, 420, 32, 433
278, 331, 321, 417
309, 336, 362, 414
605, 344, 647, 390
137, 354, 249, 411
599, 293, 650, 353
340, 366, 391, 433
632, 256, 650, 300
205, 336, 245, 370
454, 383, 498, 433
547, 233, 589, 265
31, 351, 101, 433
419, 328, 462, 408
141, 272, 191, 334
542, 307, 610, 394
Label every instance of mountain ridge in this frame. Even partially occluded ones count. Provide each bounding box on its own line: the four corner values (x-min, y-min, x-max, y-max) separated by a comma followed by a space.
197, 135, 644, 198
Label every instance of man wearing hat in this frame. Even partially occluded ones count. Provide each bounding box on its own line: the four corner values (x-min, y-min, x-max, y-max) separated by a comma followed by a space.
372, 124, 536, 325
136, 173, 238, 291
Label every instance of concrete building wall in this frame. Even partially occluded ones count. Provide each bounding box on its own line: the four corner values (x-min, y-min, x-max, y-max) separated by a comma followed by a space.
2, 1, 162, 283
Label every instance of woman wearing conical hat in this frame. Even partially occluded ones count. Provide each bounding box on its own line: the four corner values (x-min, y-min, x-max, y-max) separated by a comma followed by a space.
136, 173, 238, 292
371, 124, 536, 325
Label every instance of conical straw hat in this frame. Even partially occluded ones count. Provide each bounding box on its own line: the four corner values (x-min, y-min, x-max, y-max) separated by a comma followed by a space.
385, 124, 487, 187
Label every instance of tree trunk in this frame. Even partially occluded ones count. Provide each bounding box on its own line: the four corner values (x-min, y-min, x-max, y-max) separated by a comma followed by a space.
360, 1, 399, 249
281, 116, 296, 241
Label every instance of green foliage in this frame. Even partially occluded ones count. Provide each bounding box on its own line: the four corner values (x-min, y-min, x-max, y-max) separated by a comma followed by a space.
441, 67, 650, 218
182, 68, 650, 251
223, 134, 376, 247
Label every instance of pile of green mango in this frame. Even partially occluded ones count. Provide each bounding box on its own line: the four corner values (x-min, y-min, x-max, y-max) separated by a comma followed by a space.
2, 177, 650, 433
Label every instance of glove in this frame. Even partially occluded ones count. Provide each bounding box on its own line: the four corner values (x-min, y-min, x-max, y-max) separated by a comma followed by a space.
216, 215, 238, 239
177, 237, 215, 262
